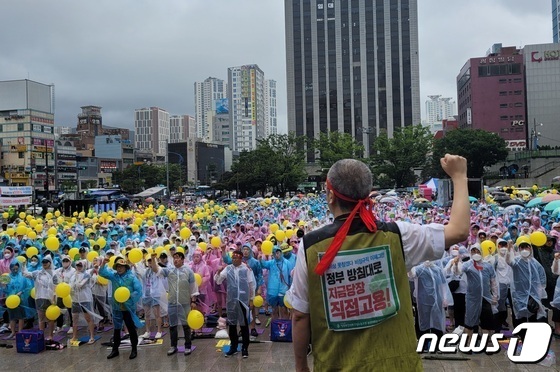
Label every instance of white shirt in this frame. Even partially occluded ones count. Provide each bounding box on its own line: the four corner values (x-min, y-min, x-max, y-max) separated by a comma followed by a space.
289, 221, 445, 313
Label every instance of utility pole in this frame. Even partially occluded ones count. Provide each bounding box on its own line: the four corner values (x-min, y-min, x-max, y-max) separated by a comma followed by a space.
44, 142, 49, 201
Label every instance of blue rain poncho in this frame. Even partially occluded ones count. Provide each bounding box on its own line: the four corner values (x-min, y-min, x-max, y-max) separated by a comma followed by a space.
506, 247, 547, 319
454, 258, 498, 328
99, 264, 144, 329
260, 250, 292, 298
409, 261, 452, 332
3, 261, 34, 319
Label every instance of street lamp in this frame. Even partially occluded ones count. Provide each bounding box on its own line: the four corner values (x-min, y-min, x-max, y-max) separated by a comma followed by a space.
530, 120, 543, 151
166, 141, 185, 198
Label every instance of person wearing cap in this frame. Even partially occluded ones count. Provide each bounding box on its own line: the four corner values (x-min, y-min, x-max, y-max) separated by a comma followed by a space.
506, 238, 547, 329
215, 250, 256, 359
281, 242, 296, 268
53, 255, 76, 334
100, 256, 143, 360
69, 259, 98, 344
72, 231, 88, 249
494, 239, 513, 332
149, 250, 199, 356
291, 155, 470, 371
23, 255, 57, 340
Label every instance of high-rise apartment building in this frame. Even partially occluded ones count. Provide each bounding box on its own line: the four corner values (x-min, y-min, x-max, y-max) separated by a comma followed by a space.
195, 77, 227, 141
134, 107, 170, 159
554, 0, 559, 43
264, 80, 278, 137
425, 95, 455, 130
170, 114, 196, 143
0, 79, 55, 192
228, 64, 266, 152
285, 0, 420, 159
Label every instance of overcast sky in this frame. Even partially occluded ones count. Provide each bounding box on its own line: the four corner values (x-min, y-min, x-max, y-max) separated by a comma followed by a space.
0, 0, 553, 133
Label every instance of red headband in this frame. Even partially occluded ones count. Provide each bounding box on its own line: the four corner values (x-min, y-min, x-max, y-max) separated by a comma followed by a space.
315, 179, 377, 275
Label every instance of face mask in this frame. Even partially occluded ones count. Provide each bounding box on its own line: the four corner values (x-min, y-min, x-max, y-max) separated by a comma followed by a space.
499, 248, 508, 255
30, 261, 38, 267
520, 250, 531, 258
451, 250, 459, 257
472, 254, 482, 262
4, 253, 11, 260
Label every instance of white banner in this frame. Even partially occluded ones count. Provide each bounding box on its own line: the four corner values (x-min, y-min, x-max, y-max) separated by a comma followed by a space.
0, 196, 32, 206
0, 186, 33, 196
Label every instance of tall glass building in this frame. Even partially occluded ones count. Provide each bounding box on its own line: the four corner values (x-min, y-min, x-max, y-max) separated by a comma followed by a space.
285, 0, 420, 159
554, 0, 559, 43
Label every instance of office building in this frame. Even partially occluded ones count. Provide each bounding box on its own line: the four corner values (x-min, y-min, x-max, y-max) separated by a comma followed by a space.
264, 80, 278, 137
0, 79, 55, 192
285, 0, 420, 159
457, 45, 526, 150
134, 107, 170, 160
554, 0, 559, 43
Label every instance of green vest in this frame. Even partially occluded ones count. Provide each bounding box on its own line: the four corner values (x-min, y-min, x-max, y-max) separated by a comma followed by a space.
305, 220, 422, 372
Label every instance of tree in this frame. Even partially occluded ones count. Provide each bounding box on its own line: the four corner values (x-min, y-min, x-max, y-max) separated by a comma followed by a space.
313, 131, 365, 170
370, 124, 433, 187
430, 128, 508, 178
112, 163, 182, 194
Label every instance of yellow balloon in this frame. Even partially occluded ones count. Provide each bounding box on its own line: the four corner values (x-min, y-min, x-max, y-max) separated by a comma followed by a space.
16, 256, 26, 263
480, 240, 496, 257
2, 212, 8, 219
68, 247, 79, 260
530, 231, 547, 246
27, 231, 37, 240
16, 225, 27, 236
47, 227, 57, 236
270, 223, 279, 233
114, 287, 131, 303
108, 256, 117, 268
6, 228, 14, 236
26, 246, 39, 258
261, 240, 273, 255
97, 237, 107, 248
194, 273, 202, 287
30, 287, 36, 299
180, 228, 191, 240
45, 305, 61, 320
87, 251, 99, 262
18, 212, 26, 219
253, 295, 264, 308
211, 236, 221, 248
176, 246, 185, 254
34, 224, 43, 232
97, 275, 109, 285
55, 282, 71, 298
6, 295, 20, 309
54, 211, 61, 217
187, 309, 204, 330
283, 295, 293, 309
45, 212, 53, 220
155, 246, 164, 256
62, 295, 72, 309
128, 248, 143, 264
275, 230, 286, 242
285, 229, 294, 238
198, 242, 207, 252
45, 236, 60, 251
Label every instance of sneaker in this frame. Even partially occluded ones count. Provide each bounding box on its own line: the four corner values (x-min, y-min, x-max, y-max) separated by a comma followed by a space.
184, 347, 192, 356
140, 332, 150, 339
154, 332, 162, 339
225, 348, 238, 357
452, 326, 464, 335
255, 318, 261, 325
53, 327, 61, 334
242, 349, 248, 358
250, 328, 258, 337
167, 347, 177, 356
67, 327, 73, 334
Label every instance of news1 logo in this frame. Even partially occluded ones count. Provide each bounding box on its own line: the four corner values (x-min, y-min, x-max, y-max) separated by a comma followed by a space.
417, 323, 552, 363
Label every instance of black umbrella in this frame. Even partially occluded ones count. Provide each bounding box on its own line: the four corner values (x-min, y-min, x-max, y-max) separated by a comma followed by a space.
500, 199, 525, 207
413, 202, 433, 209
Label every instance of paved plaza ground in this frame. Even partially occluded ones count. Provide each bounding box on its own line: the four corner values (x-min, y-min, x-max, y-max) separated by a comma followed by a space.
1, 325, 559, 371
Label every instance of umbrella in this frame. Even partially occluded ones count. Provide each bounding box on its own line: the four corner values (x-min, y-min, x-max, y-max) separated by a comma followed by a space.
144, 197, 155, 204
552, 207, 560, 218
504, 204, 524, 212
500, 199, 525, 207
379, 196, 398, 204
553, 176, 560, 183
386, 190, 397, 196
544, 200, 560, 212
413, 202, 433, 209
542, 194, 560, 203
493, 195, 511, 202
414, 198, 429, 203
526, 197, 543, 208
515, 190, 532, 196
469, 196, 478, 202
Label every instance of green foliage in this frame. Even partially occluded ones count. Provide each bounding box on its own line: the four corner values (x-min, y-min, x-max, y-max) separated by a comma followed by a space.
313, 131, 365, 170
225, 133, 307, 197
112, 163, 183, 194
430, 128, 508, 178
370, 125, 433, 187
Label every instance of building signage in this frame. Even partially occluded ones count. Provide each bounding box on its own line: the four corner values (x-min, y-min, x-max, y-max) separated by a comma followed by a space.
511, 120, 525, 127
0, 186, 33, 196
506, 140, 527, 150
531, 50, 560, 63
0, 196, 32, 206
479, 56, 515, 64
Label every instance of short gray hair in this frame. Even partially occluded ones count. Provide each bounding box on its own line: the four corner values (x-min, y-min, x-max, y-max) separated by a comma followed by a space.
327, 159, 372, 203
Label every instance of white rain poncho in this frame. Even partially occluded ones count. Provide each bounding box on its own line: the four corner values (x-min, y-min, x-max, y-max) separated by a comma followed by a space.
214, 264, 255, 326
454, 259, 498, 328
551, 257, 560, 309
409, 261, 452, 332
506, 248, 547, 319
23, 255, 55, 300
156, 264, 198, 327
494, 252, 513, 312
135, 264, 168, 318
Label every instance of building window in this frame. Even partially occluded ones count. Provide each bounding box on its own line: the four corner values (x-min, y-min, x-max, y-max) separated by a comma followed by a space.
18, 152, 24, 159
499, 91, 507, 96
514, 102, 523, 107
500, 115, 509, 120
499, 103, 508, 108
17, 123, 24, 131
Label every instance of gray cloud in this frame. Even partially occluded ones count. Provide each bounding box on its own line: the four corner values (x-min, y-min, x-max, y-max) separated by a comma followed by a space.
0, 0, 551, 132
